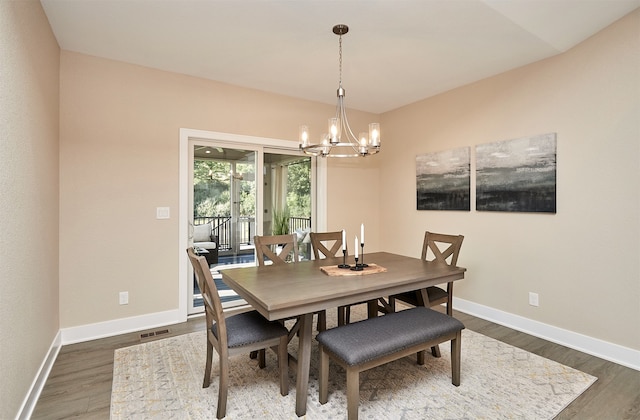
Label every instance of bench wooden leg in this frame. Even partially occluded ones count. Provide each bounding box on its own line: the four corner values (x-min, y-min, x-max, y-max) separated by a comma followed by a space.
319, 345, 329, 404
346, 368, 360, 420
451, 330, 462, 386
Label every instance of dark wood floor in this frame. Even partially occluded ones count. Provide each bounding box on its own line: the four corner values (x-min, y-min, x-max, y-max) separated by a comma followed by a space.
31, 309, 640, 419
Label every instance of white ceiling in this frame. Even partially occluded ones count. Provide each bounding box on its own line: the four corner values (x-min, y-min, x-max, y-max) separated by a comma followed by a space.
41, 0, 639, 114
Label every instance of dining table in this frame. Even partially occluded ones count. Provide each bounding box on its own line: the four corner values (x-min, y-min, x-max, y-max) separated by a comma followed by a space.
219, 251, 466, 417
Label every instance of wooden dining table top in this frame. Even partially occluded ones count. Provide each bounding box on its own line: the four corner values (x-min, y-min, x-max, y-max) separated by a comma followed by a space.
219, 251, 467, 321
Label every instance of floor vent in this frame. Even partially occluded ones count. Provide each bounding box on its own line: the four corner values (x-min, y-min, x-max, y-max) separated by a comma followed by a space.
140, 329, 170, 340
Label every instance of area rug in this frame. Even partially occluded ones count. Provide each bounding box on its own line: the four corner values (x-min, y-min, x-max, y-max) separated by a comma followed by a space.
111, 310, 596, 419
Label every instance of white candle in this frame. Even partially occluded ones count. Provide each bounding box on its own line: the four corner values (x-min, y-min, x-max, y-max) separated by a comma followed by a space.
342, 229, 346, 251
355, 236, 359, 258
361, 223, 365, 244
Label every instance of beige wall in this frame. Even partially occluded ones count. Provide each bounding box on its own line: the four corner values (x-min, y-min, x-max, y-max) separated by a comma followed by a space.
59, 51, 379, 327
0, 1, 60, 418
379, 10, 639, 350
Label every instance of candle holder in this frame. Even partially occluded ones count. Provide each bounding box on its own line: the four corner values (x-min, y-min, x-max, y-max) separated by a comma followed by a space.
338, 249, 351, 269
350, 256, 364, 271
357, 243, 369, 268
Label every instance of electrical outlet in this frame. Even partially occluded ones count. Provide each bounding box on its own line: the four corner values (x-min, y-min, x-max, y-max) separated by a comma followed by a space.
119, 291, 129, 305
528, 292, 539, 307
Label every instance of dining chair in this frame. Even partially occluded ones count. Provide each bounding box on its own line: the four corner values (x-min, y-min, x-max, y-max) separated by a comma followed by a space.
387, 231, 464, 358
254, 233, 300, 266
187, 247, 289, 419
389, 231, 464, 315
309, 231, 363, 326
309, 231, 344, 260
254, 234, 326, 338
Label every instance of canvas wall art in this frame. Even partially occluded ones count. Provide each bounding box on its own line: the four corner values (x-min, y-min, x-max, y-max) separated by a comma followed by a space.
416, 147, 470, 211
476, 133, 557, 213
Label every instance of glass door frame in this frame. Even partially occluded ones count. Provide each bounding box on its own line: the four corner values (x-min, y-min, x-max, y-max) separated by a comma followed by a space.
179, 128, 326, 318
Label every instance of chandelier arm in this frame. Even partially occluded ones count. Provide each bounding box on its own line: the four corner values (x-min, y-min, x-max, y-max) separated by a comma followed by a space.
340, 102, 359, 147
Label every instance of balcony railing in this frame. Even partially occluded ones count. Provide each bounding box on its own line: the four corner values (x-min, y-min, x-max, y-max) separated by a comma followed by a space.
289, 216, 311, 233
194, 215, 311, 251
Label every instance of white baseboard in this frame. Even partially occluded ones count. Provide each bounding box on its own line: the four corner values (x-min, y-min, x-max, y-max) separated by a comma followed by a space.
454, 297, 640, 371
61, 309, 185, 345
16, 330, 62, 420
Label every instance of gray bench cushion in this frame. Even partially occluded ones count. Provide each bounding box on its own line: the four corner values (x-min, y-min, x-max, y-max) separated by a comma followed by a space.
316, 307, 464, 366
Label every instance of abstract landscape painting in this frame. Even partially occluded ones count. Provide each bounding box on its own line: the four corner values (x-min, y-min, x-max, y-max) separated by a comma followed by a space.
476, 133, 557, 213
416, 147, 470, 211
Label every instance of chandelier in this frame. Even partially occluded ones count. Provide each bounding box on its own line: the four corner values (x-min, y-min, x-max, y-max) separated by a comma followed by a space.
299, 24, 380, 158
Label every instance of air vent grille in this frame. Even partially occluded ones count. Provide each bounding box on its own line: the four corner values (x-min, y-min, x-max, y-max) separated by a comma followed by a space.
140, 329, 170, 341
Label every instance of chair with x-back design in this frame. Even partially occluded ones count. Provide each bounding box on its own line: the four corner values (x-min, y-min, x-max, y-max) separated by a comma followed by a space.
255, 233, 299, 266
254, 234, 326, 338
187, 247, 289, 419
389, 231, 464, 316
309, 231, 344, 260
386, 231, 464, 359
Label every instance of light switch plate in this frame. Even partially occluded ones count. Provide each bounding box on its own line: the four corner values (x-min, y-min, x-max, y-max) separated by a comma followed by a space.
156, 207, 170, 219
119, 291, 129, 305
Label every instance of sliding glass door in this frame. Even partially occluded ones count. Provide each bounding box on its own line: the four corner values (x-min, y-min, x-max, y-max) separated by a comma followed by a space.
188, 140, 314, 314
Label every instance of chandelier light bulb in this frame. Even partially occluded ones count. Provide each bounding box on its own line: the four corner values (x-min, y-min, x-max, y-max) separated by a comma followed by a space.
369, 123, 380, 148
299, 125, 309, 147
329, 118, 340, 145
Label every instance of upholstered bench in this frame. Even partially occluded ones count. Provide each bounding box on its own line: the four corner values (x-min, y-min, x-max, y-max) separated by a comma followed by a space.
316, 306, 464, 420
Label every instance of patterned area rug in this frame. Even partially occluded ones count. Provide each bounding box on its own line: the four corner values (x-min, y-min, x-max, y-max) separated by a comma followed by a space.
111, 309, 596, 419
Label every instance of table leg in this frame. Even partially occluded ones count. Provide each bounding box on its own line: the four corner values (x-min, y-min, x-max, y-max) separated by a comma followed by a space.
295, 313, 313, 416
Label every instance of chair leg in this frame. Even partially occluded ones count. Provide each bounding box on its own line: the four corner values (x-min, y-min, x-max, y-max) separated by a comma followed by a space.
217, 356, 229, 419
417, 344, 441, 362
258, 349, 266, 368
346, 368, 360, 420
451, 331, 462, 386
431, 344, 441, 358
446, 282, 454, 316
203, 340, 213, 388
319, 345, 329, 404
278, 336, 289, 396
317, 310, 327, 332
338, 307, 347, 326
